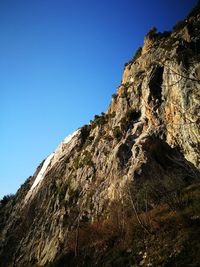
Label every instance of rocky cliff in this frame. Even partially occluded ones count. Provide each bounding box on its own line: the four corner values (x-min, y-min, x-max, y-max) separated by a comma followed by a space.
0, 3, 200, 267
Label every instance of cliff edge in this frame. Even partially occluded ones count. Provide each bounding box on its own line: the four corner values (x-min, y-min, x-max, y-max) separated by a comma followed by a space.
0, 3, 200, 267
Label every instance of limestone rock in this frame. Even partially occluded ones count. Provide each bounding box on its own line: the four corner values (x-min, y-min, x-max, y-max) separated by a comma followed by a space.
0, 3, 200, 267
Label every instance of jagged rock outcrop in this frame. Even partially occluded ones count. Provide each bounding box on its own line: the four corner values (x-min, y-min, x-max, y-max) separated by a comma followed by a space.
0, 3, 200, 267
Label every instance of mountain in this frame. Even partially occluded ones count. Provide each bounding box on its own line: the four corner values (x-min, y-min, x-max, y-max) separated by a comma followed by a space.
0, 3, 200, 267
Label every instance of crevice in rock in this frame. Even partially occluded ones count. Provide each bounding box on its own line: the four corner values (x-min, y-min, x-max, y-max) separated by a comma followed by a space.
148, 65, 164, 106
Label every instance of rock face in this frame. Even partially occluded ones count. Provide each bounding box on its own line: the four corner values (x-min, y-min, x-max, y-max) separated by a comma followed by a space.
0, 3, 200, 267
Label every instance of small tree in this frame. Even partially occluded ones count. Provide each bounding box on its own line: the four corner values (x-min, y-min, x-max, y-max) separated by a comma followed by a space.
0, 194, 14, 206
113, 126, 122, 140
146, 27, 157, 38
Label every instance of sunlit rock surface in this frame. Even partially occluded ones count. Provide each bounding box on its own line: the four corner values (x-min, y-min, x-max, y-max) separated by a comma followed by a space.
0, 4, 200, 267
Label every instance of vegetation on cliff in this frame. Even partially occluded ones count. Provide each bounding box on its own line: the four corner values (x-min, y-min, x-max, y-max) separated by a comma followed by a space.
0, 2, 200, 267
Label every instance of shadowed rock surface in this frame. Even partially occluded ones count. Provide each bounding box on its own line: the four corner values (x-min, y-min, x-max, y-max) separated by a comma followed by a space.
0, 3, 200, 267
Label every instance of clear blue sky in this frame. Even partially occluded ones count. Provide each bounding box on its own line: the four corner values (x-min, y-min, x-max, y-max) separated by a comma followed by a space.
0, 0, 197, 199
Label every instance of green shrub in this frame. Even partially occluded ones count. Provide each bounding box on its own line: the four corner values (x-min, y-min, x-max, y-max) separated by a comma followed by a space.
81, 124, 91, 143
108, 112, 116, 119
161, 31, 171, 38
113, 126, 122, 140
82, 151, 93, 166
90, 113, 109, 129
173, 20, 186, 31
125, 109, 141, 122
146, 27, 157, 38
112, 93, 118, 100
120, 109, 141, 132
0, 194, 14, 206
81, 136, 94, 150
132, 47, 142, 62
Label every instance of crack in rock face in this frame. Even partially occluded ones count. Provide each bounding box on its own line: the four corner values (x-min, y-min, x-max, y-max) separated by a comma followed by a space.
0, 4, 200, 267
